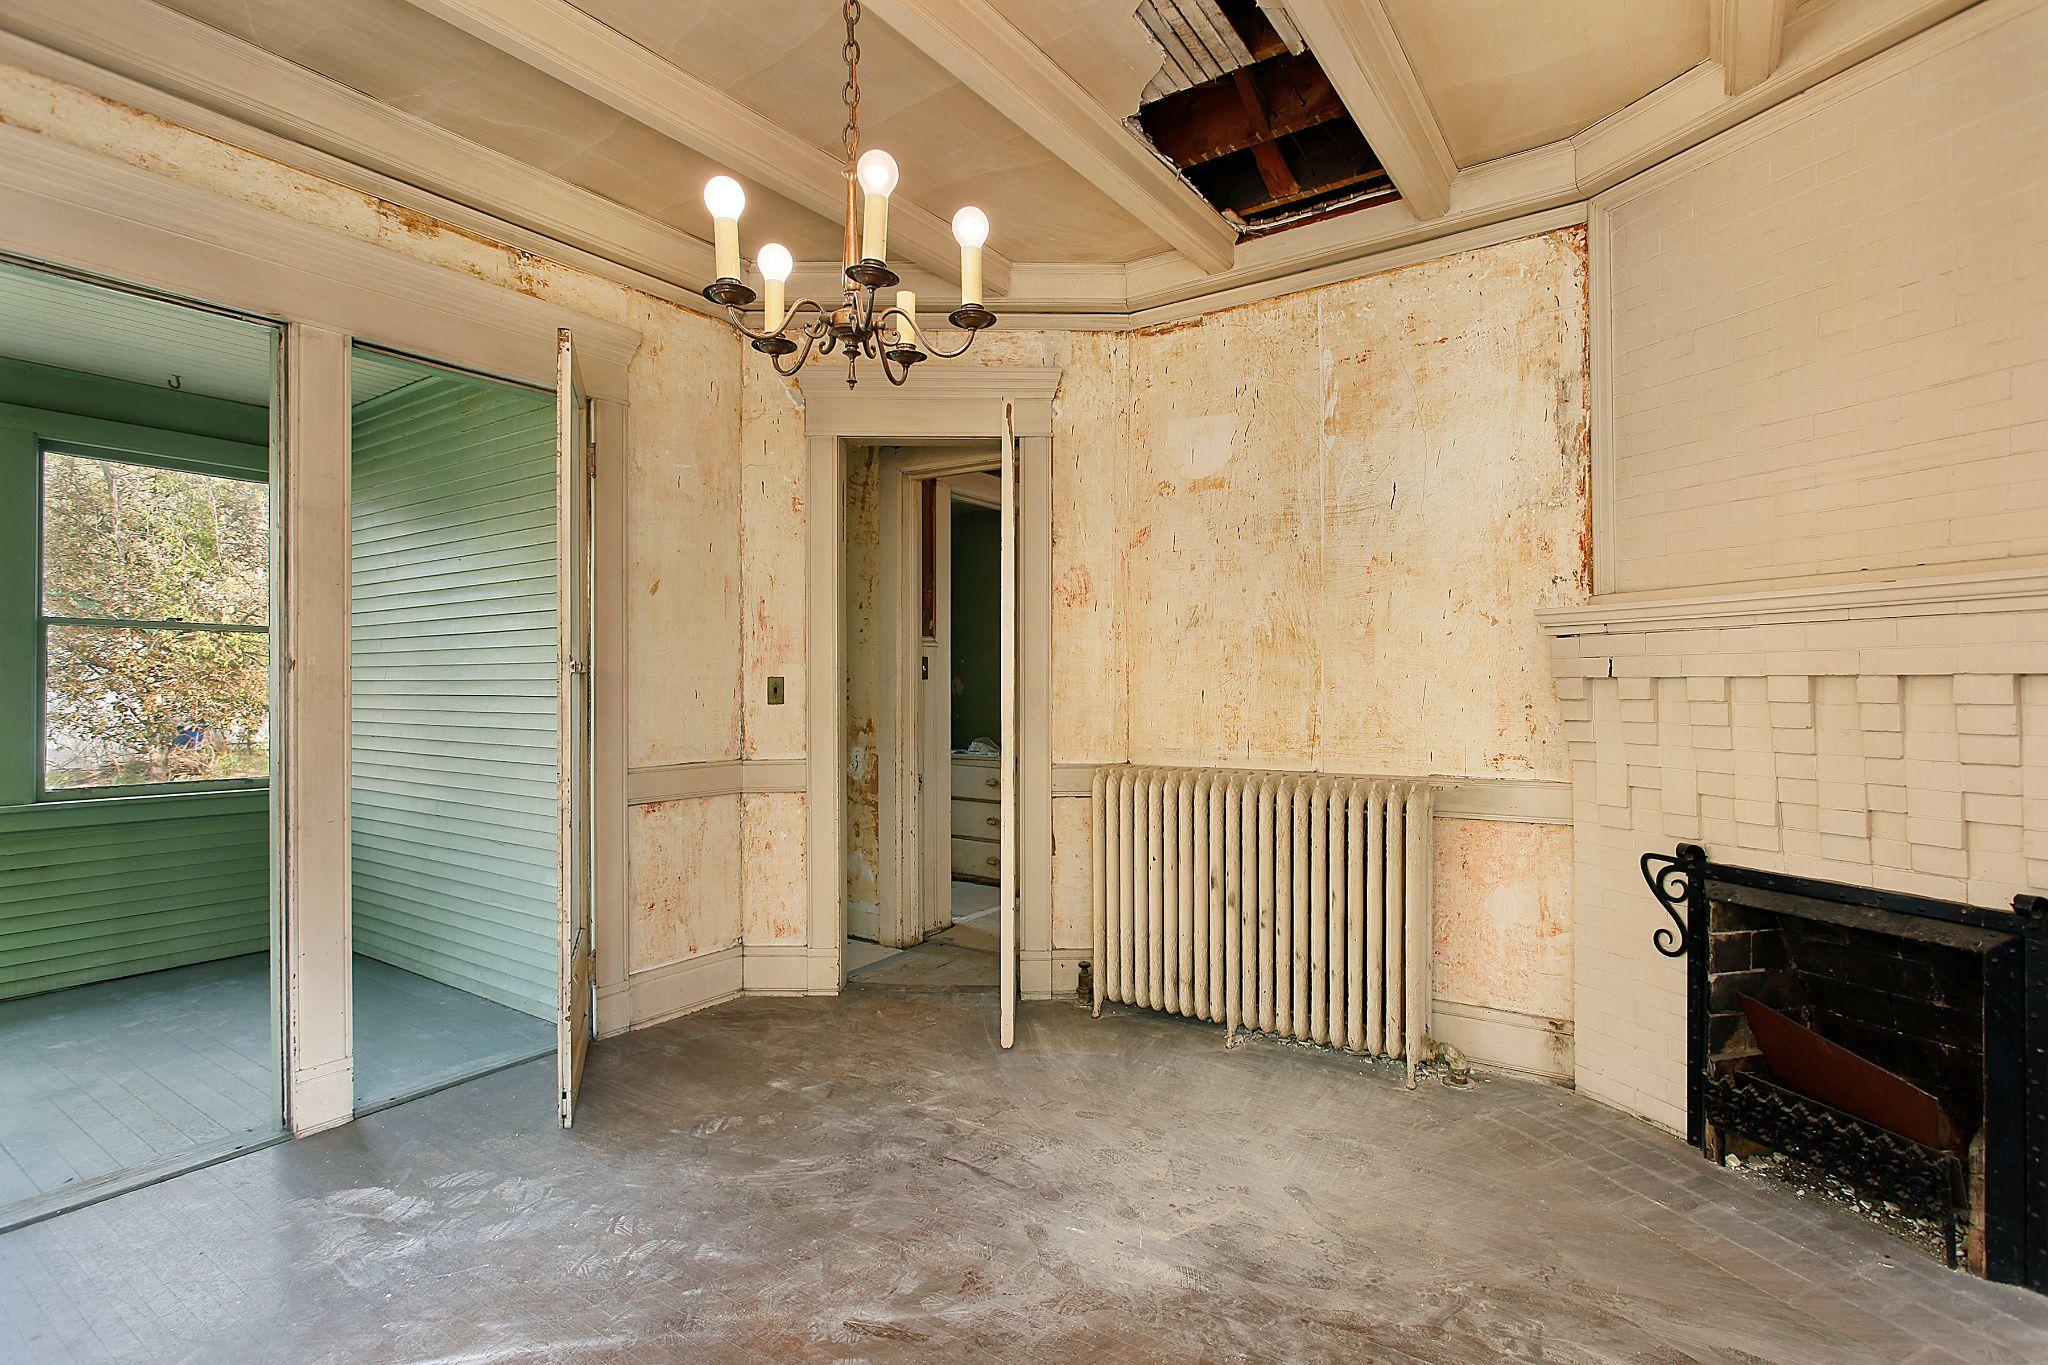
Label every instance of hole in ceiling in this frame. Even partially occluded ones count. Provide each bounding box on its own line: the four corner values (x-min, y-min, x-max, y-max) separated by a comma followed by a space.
1129, 0, 1399, 237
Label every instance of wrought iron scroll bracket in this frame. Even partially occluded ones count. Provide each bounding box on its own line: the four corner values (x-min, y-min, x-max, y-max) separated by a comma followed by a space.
1639, 843, 1705, 958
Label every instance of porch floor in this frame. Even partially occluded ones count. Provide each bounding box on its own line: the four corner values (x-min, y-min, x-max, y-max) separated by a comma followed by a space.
0, 952, 549, 1224
5, 987, 2046, 1361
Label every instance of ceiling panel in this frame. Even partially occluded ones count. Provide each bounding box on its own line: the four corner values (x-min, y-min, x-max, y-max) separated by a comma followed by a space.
156, 0, 847, 262
0, 259, 276, 405
1384, 0, 1710, 167
570, 0, 1172, 263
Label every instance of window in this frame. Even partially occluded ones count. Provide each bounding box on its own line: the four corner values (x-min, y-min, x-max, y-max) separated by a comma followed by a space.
39, 449, 269, 793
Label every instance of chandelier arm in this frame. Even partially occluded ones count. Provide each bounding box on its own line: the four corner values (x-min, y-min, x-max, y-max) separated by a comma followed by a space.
720, 297, 828, 344
879, 308, 982, 360
882, 349, 910, 386
771, 327, 820, 377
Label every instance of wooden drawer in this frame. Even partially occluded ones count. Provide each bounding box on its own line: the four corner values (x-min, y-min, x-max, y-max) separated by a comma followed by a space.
950, 761, 1001, 800
950, 836, 1001, 880
950, 798, 1001, 838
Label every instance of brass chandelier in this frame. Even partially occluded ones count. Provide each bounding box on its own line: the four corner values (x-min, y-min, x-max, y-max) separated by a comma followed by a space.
700, 0, 996, 388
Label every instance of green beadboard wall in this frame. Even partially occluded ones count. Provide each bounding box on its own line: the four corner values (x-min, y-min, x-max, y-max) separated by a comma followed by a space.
0, 357, 271, 1002
0, 793, 268, 999
349, 367, 558, 1020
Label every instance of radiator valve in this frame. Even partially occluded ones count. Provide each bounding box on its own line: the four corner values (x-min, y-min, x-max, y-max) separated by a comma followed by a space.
1435, 1043, 1472, 1087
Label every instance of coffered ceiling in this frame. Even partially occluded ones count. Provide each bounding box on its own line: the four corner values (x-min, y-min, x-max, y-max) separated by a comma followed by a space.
0, 0, 1973, 321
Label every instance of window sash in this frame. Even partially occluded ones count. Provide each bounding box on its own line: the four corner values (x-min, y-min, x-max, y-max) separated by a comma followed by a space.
35, 447, 271, 799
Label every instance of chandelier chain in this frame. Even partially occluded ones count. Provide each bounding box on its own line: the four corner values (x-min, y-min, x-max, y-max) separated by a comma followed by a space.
842, 0, 861, 165
702, 0, 992, 389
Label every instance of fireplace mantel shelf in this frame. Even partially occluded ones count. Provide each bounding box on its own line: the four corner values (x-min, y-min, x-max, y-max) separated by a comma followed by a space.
1537, 565, 2048, 636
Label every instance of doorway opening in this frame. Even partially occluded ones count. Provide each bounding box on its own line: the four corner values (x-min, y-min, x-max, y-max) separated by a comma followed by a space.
844, 449, 1003, 991
346, 345, 560, 1109
0, 256, 285, 1226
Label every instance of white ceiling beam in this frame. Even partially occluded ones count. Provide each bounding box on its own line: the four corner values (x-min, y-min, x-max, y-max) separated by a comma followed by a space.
0, 0, 725, 307
1711, 0, 1799, 95
863, 0, 1238, 274
403, 0, 1009, 295
1279, 0, 1456, 221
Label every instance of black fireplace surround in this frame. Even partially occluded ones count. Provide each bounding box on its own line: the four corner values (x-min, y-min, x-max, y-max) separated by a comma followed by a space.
1642, 844, 2046, 1292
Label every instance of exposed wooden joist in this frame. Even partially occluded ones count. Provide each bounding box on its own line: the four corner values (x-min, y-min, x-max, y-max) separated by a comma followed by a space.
1712, 0, 1799, 95
864, 0, 1238, 274
0, 0, 723, 307
402, 0, 1009, 295
1279, 0, 1455, 220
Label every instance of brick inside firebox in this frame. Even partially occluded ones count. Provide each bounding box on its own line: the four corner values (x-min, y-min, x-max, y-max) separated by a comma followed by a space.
1708, 895, 1989, 1141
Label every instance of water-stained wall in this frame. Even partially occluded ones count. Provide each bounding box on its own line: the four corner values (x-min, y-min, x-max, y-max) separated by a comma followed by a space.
1115, 231, 1590, 778
738, 234, 1590, 1071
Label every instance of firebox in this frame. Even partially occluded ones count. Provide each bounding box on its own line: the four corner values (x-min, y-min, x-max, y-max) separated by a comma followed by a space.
1642, 844, 2046, 1291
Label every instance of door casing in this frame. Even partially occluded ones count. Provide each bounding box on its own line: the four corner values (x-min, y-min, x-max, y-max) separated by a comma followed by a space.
800, 370, 1059, 1000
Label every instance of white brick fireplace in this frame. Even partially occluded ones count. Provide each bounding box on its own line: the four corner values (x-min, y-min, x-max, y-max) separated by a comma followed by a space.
1540, 570, 2048, 1131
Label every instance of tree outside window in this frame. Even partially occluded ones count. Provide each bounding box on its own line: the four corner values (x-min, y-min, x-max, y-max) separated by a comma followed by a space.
40, 449, 269, 792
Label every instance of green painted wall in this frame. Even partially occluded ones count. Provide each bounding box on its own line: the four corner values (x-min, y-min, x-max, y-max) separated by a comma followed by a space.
0, 359, 271, 1001
951, 499, 1000, 749
349, 368, 558, 1020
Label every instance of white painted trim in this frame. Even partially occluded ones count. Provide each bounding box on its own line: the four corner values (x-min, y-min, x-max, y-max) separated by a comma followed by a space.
1537, 565, 2048, 636
1711, 0, 1798, 96
1586, 198, 1617, 597
739, 944, 811, 995
0, 1, 720, 311
862, 0, 1236, 273
1281, 0, 1455, 219
0, 120, 642, 398
627, 763, 743, 802
801, 366, 1061, 440
802, 370, 1060, 1001
1435, 782, 1574, 827
590, 399, 631, 1034
400, 0, 1011, 294
1430, 999, 1574, 1084
281, 323, 353, 1136
595, 946, 744, 1037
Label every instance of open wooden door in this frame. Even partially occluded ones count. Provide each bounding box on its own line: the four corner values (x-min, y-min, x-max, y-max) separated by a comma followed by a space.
998, 403, 1018, 1048
556, 328, 595, 1126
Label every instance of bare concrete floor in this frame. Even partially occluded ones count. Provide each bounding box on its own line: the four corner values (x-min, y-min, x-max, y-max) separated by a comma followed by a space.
4, 989, 2046, 1363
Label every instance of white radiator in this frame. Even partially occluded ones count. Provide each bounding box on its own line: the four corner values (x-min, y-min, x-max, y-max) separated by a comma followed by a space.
1090, 767, 1436, 1082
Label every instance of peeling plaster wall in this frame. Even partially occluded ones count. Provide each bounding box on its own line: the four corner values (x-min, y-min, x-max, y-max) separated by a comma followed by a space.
1116, 229, 1591, 781
1075, 231, 1592, 1065
0, 61, 747, 992
736, 241, 1590, 1070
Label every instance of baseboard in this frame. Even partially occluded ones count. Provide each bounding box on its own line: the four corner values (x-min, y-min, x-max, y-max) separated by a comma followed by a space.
289, 1057, 354, 1136
741, 943, 810, 994
1430, 998, 1574, 1083
597, 946, 743, 1036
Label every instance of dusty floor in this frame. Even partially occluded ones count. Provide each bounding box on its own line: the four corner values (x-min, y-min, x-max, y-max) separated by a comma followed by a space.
4, 990, 2046, 1363
0, 953, 549, 1225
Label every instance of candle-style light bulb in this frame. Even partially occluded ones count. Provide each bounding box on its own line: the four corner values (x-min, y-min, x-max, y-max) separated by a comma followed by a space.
704, 175, 746, 281
894, 289, 917, 346
856, 149, 898, 263
758, 242, 793, 332
951, 206, 989, 308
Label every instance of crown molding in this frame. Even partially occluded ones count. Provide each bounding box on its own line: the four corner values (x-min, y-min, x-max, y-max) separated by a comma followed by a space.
0, 0, 1998, 333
